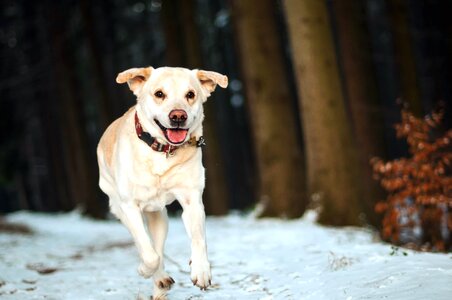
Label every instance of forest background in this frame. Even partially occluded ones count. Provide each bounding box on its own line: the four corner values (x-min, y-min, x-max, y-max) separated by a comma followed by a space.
1, 0, 451, 248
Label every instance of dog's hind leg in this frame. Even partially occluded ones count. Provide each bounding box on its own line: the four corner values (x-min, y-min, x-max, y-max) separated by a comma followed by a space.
144, 208, 174, 298
113, 202, 160, 278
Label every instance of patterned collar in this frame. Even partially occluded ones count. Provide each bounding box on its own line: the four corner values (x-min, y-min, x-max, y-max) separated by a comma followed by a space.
134, 111, 205, 157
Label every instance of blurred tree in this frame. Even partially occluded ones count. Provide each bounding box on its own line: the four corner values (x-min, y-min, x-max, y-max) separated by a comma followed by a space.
25, 2, 74, 213
161, 0, 184, 67
372, 107, 452, 251
79, 0, 115, 129
365, 0, 408, 160
231, 0, 307, 218
282, 0, 363, 225
196, 0, 256, 212
332, 0, 386, 226
0, 0, 77, 213
45, 0, 105, 218
387, 0, 423, 116
161, 0, 229, 215
408, 0, 452, 126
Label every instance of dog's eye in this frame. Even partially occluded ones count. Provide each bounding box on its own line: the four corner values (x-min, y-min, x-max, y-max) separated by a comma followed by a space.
154, 90, 165, 99
186, 91, 195, 99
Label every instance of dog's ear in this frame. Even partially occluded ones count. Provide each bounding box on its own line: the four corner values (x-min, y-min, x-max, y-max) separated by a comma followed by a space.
116, 67, 153, 96
196, 70, 228, 98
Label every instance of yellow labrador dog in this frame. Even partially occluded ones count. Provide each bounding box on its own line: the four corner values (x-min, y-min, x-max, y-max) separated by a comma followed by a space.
97, 66, 227, 298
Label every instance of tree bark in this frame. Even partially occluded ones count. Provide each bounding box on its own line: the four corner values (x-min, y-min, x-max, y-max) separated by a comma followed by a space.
282, 0, 363, 225
161, 0, 184, 67
332, 0, 386, 226
31, 2, 74, 212
387, 0, 423, 116
231, 0, 307, 218
46, 0, 105, 218
79, 0, 114, 128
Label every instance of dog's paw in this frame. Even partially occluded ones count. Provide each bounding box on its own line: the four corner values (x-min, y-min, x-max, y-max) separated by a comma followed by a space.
152, 271, 174, 300
189, 259, 211, 290
154, 270, 175, 290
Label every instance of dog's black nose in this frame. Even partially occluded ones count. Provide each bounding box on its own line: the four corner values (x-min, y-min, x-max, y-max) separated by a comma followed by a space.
169, 109, 187, 127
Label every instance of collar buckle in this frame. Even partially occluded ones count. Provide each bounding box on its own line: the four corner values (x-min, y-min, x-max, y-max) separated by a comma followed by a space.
196, 136, 206, 147
166, 145, 176, 158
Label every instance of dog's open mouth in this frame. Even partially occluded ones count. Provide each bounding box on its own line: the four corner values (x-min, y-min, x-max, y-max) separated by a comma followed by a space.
154, 119, 189, 145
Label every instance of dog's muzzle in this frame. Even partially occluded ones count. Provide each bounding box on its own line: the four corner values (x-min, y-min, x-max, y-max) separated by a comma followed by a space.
155, 115, 189, 145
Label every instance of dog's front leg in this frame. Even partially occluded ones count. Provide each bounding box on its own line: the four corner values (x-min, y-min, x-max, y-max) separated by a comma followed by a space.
144, 209, 175, 298
114, 202, 160, 278
179, 191, 211, 290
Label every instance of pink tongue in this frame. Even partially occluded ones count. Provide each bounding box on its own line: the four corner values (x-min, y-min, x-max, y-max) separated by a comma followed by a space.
166, 129, 188, 144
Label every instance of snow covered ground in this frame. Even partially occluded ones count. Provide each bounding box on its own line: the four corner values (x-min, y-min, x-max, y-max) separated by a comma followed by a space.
1, 210, 451, 300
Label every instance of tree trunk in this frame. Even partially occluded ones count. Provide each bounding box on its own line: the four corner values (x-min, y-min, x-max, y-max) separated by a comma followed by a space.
161, 0, 184, 67
79, 0, 114, 128
332, 0, 386, 226
282, 0, 363, 225
387, 0, 423, 116
46, 0, 105, 218
161, 0, 230, 215
31, 2, 74, 212
231, 0, 307, 218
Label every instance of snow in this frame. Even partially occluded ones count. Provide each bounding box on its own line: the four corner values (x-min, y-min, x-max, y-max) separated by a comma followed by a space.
1, 210, 452, 300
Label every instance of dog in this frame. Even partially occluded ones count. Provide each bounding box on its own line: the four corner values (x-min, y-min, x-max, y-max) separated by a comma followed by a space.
97, 66, 228, 298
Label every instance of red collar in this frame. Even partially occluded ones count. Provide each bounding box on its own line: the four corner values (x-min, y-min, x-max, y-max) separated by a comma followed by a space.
134, 111, 205, 157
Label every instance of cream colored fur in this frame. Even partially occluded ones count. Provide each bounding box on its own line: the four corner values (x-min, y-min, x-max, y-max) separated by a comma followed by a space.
97, 67, 228, 299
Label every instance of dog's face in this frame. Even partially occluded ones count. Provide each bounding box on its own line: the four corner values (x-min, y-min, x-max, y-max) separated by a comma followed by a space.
116, 67, 228, 145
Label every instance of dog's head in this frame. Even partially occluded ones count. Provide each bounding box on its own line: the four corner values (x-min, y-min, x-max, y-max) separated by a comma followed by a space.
116, 67, 228, 145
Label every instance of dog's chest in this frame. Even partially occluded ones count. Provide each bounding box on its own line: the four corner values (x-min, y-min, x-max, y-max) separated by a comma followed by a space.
129, 155, 179, 210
